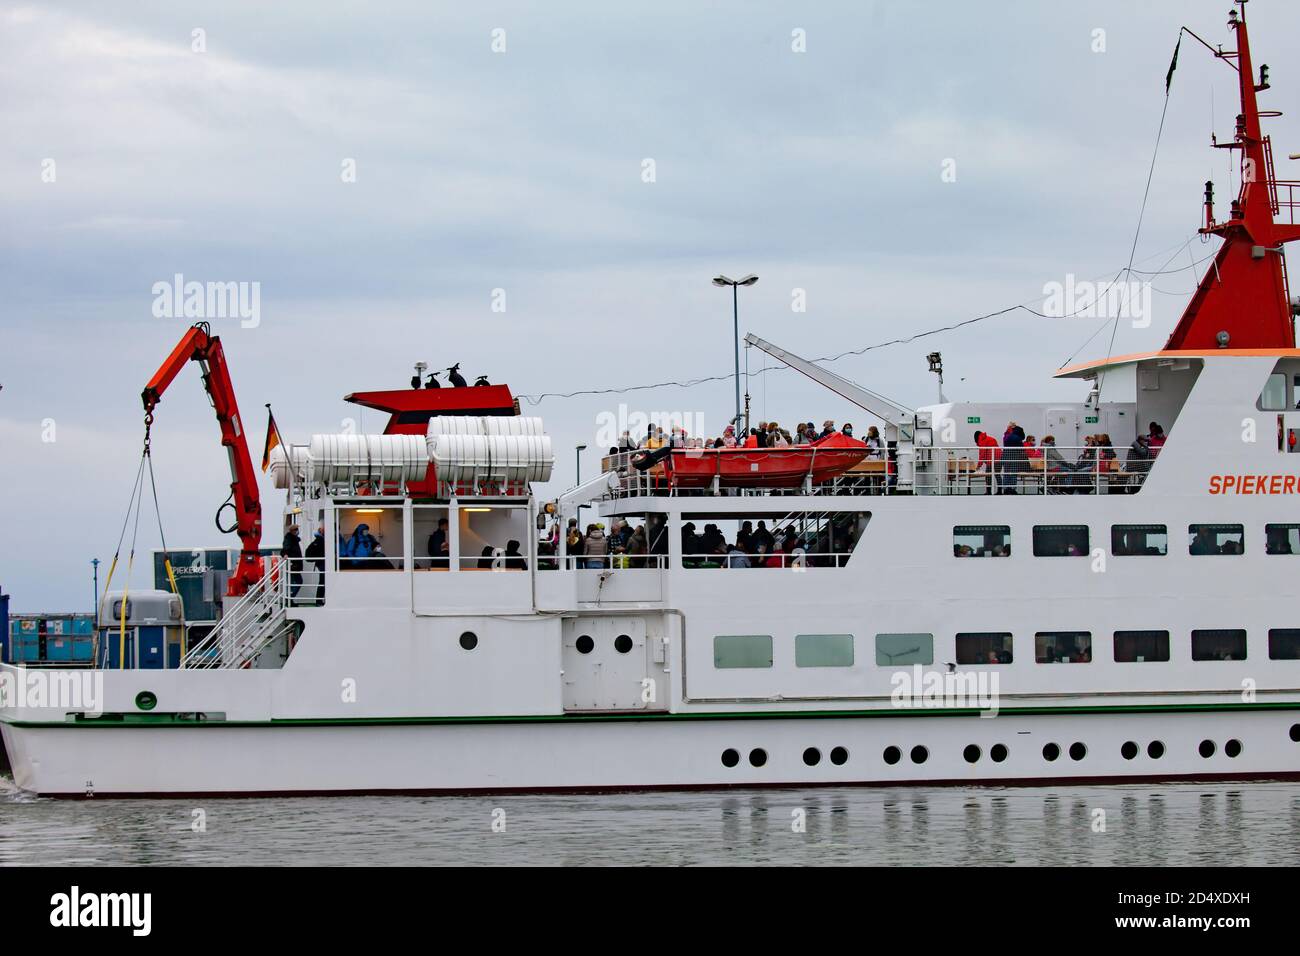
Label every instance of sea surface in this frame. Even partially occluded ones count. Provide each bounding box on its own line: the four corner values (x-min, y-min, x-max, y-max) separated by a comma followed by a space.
2, 777, 1298, 865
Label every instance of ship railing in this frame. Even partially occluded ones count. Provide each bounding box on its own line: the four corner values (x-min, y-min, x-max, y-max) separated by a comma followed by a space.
601, 445, 1150, 497
539, 554, 670, 571
680, 549, 854, 569
181, 560, 290, 669
1268, 179, 1300, 225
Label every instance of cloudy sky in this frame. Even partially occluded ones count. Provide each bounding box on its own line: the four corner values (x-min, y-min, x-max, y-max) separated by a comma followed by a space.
3, 0, 1298, 609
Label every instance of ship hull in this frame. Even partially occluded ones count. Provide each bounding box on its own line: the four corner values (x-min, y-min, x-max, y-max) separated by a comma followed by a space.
5, 708, 1298, 797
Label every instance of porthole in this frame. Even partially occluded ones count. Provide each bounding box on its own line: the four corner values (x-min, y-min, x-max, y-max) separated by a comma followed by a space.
963, 744, 981, 764
1199, 739, 1216, 759
1042, 742, 1061, 762
614, 634, 633, 654
1291, 723, 1300, 742
1147, 740, 1165, 759
458, 631, 478, 651
830, 746, 849, 766
1068, 742, 1087, 761
134, 691, 157, 712
803, 747, 821, 766
575, 634, 594, 654
910, 745, 929, 765
1225, 739, 1242, 758
749, 748, 768, 768
990, 743, 1009, 763
883, 745, 902, 765
1120, 741, 1139, 760
721, 748, 740, 768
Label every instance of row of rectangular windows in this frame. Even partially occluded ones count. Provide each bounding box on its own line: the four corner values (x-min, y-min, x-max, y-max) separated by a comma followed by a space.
713, 629, 1300, 669
953, 523, 1300, 558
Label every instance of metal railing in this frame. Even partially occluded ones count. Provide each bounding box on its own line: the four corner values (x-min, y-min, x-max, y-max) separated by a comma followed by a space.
182, 560, 292, 669
542, 553, 670, 571
601, 446, 1152, 498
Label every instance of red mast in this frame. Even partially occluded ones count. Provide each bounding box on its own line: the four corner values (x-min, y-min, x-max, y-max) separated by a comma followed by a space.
1165, 1, 1300, 351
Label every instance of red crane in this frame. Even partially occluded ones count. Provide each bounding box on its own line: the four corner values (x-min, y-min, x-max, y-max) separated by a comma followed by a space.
141, 322, 264, 596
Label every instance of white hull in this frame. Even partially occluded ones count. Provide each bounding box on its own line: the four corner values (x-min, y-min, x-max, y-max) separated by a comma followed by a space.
5, 709, 1298, 796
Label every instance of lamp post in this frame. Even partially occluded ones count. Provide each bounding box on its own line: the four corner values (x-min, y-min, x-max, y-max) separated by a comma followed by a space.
91, 557, 100, 618
575, 444, 587, 523
712, 274, 758, 432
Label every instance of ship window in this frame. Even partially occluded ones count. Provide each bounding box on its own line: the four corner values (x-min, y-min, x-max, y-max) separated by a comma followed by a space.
458, 504, 529, 571
713, 634, 773, 669
1035, 632, 1092, 663
680, 510, 870, 568
875, 633, 934, 666
1189, 523, 1244, 555
956, 632, 1013, 665
795, 634, 854, 668
1191, 629, 1247, 662
1033, 525, 1089, 557
1111, 524, 1167, 556
1259, 372, 1288, 411
1265, 524, 1300, 555
337, 505, 405, 571
1114, 630, 1170, 663
1268, 629, 1300, 660
953, 525, 1010, 557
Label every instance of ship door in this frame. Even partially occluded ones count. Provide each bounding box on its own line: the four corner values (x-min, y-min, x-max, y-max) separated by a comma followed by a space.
562, 616, 669, 713
1045, 407, 1079, 446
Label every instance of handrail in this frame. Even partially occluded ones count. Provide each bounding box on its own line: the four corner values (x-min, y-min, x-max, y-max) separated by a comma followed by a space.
182, 558, 290, 669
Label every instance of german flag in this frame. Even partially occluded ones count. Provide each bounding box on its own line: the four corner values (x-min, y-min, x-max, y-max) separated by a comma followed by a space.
261, 405, 285, 473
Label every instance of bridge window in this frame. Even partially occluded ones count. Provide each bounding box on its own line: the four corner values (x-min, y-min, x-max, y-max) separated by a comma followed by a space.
1035, 632, 1092, 664
1259, 372, 1288, 411
1189, 524, 1243, 555
1114, 630, 1170, 663
956, 632, 1013, 665
1111, 524, 1167, 556
875, 633, 934, 666
1191, 629, 1247, 662
953, 525, 1010, 557
1033, 525, 1089, 557
713, 634, 773, 669
1266, 524, 1300, 555
795, 634, 854, 668
1268, 629, 1300, 660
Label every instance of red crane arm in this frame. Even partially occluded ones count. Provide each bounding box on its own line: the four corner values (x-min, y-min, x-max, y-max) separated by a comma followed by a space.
141, 322, 264, 596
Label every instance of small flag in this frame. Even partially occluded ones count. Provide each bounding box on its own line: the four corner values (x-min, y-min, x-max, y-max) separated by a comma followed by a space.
261, 405, 284, 473
1165, 34, 1181, 95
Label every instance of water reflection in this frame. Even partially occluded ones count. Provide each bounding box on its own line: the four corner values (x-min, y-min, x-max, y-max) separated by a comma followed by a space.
1, 778, 1296, 866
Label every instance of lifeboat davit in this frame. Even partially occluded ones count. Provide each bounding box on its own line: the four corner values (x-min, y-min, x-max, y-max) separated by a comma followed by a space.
636, 432, 871, 489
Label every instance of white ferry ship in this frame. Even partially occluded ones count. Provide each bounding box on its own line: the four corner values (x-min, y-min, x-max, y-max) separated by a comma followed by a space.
4, 5, 1300, 796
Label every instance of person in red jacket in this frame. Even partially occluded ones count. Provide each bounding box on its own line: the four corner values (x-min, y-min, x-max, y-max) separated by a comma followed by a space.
973, 430, 1002, 494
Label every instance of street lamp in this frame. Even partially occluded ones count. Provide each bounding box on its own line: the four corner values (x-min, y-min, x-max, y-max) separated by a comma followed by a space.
575, 444, 587, 522
91, 557, 100, 619
713, 274, 758, 432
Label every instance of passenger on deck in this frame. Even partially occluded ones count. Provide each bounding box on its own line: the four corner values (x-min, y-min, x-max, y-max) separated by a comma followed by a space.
721, 424, 738, 447
1147, 422, 1166, 455
477, 546, 497, 569
427, 518, 450, 569
864, 426, 884, 459
626, 525, 648, 567
305, 529, 325, 603
726, 543, 751, 568
842, 423, 854, 438
999, 424, 1026, 495
1126, 435, 1152, 474
583, 523, 609, 569
618, 431, 635, 453
700, 523, 725, 554
768, 422, 791, 447
753, 520, 775, 554
1024, 435, 1042, 459
819, 420, 837, 440
504, 539, 527, 570
281, 524, 303, 596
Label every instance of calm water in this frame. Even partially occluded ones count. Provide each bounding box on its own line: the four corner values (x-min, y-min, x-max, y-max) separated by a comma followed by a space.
3, 776, 1299, 865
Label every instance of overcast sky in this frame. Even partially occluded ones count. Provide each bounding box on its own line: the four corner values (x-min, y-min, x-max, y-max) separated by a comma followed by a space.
3, 0, 1299, 610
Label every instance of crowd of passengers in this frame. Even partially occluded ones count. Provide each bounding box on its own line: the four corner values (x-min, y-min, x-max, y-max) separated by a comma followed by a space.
970, 420, 1166, 493
537, 513, 862, 569
612, 419, 885, 455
